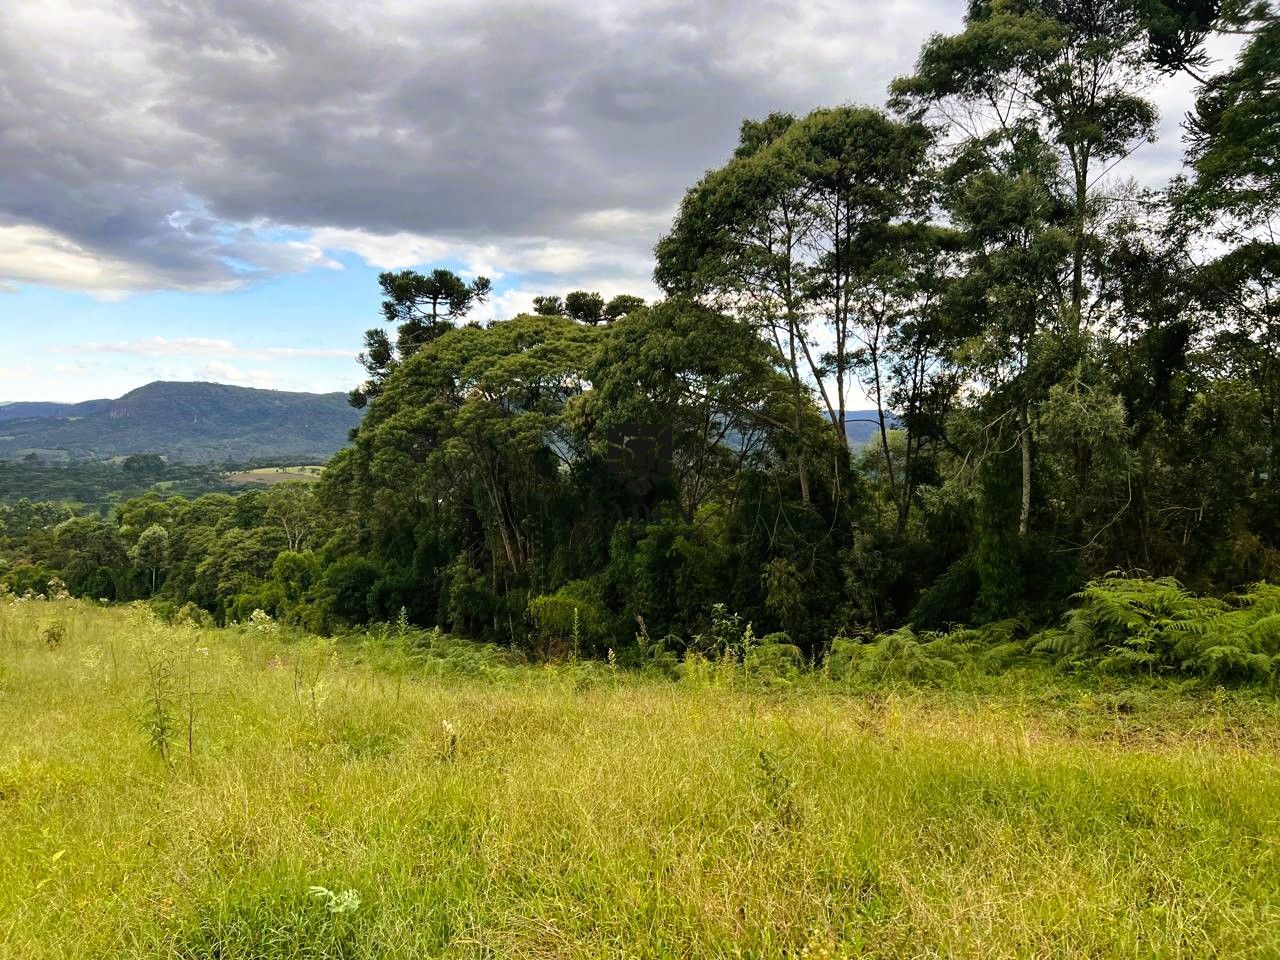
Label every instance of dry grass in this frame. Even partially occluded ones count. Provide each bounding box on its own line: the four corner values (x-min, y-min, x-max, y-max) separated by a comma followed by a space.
224, 466, 323, 487
2, 599, 1279, 958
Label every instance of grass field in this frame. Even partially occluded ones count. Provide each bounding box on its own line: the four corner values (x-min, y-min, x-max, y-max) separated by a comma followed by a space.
3, 600, 1280, 958
225, 465, 324, 487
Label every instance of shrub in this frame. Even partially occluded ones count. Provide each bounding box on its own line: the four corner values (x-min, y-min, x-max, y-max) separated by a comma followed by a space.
526, 580, 608, 657
1033, 576, 1280, 681
826, 627, 964, 684
745, 633, 805, 681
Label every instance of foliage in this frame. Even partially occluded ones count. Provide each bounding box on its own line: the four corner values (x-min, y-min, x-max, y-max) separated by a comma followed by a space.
1, 0, 1277, 663
1034, 576, 1280, 680
826, 627, 966, 684
350, 268, 492, 407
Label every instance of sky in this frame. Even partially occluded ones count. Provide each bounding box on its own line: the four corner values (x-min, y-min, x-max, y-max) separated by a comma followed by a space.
0, 0, 1220, 402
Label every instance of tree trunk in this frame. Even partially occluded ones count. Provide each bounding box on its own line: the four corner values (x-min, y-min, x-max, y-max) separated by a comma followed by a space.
1019, 406, 1032, 538
1070, 155, 1089, 332
789, 317, 810, 505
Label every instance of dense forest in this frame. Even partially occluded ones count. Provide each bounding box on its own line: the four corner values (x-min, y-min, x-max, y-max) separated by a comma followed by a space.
2, 0, 1276, 663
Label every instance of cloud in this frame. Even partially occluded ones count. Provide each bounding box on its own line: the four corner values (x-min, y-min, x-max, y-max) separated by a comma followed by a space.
197, 360, 279, 389
0, 224, 196, 300
0, 0, 1208, 298
65, 337, 350, 360
0, 0, 965, 296
307, 227, 661, 297
485, 288, 539, 323
307, 229, 500, 276
0, 365, 36, 383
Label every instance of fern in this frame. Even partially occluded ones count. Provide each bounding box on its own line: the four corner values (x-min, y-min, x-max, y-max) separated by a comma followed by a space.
826, 627, 961, 684
1032, 576, 1280, 682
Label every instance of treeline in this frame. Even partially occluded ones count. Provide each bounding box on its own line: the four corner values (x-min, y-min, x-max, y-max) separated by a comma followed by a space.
3, 0, 1277, 658
0, 485, 355, 629
0, 456, 231, 509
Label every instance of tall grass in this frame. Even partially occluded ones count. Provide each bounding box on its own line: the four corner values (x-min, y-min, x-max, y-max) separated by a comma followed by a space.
2, 598, 1280, 957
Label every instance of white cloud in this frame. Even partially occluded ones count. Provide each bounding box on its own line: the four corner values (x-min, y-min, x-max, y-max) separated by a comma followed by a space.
308, 226, 660, 298
197, 361, 281, 389
65, 337, 350, 360
483, 288, 538, 323
309, 229, 462, 271
0, 223, 339, 299
574, 207, 674, 234
0, 365, 36, 383
0, 224, 203, 300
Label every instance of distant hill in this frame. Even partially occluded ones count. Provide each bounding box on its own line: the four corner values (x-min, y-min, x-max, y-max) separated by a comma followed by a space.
0, 382, 362, 464
0, 399, 112, 422
843, 410, 900, 447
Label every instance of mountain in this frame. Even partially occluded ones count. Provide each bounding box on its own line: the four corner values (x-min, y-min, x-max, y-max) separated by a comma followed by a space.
0, 381, 362, 464
0, 399, 112, 422
843, 410, 901, 447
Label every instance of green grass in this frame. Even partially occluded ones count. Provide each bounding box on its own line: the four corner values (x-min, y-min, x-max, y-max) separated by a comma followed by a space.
3, 601, 1280, 957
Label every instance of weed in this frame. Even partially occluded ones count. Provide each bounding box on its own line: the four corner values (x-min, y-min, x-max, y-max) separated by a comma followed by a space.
41, 620, 65, 648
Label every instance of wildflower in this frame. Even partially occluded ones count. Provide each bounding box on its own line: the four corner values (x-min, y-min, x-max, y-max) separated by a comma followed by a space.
309, 886, 361, 915
249, 608, 277, 633
440, 718, 458, 759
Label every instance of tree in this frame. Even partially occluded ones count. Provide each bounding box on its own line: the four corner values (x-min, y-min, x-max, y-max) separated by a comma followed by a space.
604, 294, 646, 321
349, 313, 602, 579
944, 130, 1075, 537
1171, 1, 1279, 541
780, 107, 934, 456
532, 295, 565, 316
122, 454, 166, 478
892, 0, 1162, 326
350, 268, 492, 408
265, 481, 320, 553
589, 300, 822, 522
130, 523, 170, 595
656, 104, 934, 517
1180, 0, 1277, 230
53, 517, 128, 599
657, 111, 816, 499
533, 292, 645, 322
564, 291, 606, 324
850, 221, 965, 533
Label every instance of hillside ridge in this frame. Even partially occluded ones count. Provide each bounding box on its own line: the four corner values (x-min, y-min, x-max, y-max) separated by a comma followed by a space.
0, 380, 361, 464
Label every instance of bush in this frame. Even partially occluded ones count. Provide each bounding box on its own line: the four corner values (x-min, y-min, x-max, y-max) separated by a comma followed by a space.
323, 556, 383, 625
526, 579, 607, 656
745, 633, 805, 680
1033, 576, 1280, 681
909, 554, 979, 630
826, 627, 964, 684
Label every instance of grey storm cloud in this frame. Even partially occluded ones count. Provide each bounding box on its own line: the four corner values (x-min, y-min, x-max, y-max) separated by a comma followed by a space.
0, 0, 1200, 296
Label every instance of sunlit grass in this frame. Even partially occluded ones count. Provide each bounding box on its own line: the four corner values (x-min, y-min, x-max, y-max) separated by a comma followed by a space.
2, 600, 1279, 958
224, 465, 324, 487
